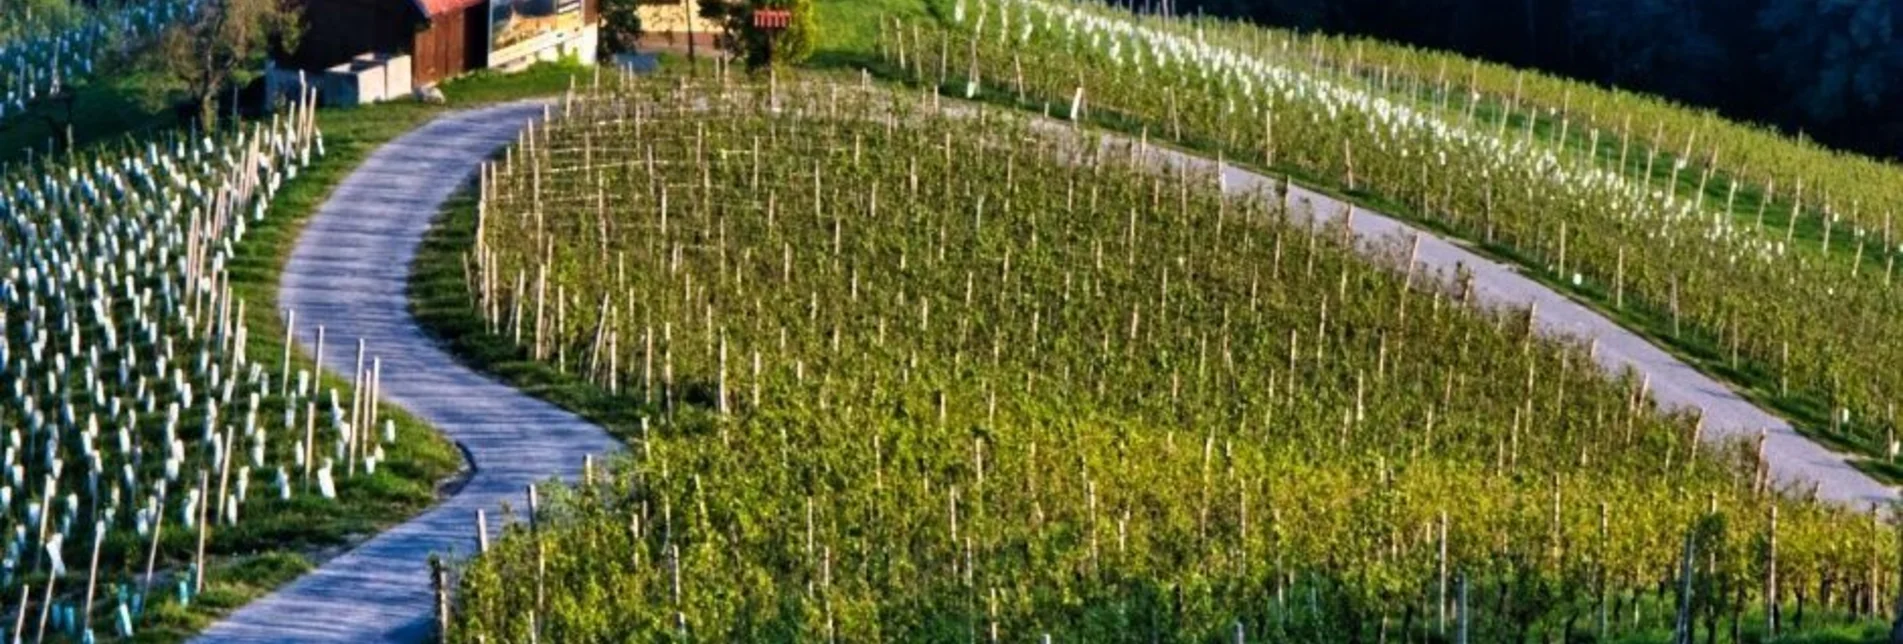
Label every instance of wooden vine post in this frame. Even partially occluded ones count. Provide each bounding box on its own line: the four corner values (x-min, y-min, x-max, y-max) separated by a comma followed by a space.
433, 556, 451, 644
1767, 505, 1779, 638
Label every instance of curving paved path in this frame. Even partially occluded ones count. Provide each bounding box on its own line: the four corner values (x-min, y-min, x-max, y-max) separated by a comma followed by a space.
1103, 134, 1891, 506
196, 94, 1892, 643
1144, 143, 1896, 507
193, 100, 622, 643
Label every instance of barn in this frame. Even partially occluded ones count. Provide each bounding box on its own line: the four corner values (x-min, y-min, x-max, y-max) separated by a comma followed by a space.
274, 0, 600, 104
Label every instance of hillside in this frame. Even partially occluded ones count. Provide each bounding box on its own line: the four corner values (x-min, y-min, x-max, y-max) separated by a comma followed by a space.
423, 73, 1894, 642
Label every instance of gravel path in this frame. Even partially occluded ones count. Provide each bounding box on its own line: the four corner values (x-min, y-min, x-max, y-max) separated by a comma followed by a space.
192, 100, 621, 643
196, 97, 1891, 643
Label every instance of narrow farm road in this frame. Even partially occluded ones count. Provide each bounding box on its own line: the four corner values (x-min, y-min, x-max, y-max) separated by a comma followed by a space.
1109, 136, 1895, 507
193, 100, 622, 643
197, 94, 1892, 643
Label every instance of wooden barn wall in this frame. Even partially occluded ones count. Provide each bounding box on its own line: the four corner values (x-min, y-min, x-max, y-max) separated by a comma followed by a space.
412, 10, 469, 86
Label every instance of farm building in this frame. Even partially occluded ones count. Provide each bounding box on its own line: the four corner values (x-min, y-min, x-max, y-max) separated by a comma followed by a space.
272, 0, 601, 105
637, 0, 722, 52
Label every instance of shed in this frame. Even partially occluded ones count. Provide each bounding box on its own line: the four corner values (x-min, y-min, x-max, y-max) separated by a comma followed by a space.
283, 0, 486, 89
281, 0, 599, 99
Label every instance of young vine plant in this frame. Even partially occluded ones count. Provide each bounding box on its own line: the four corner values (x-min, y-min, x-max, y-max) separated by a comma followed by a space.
905, 0, 1903, 477
444, 73, 1896, 643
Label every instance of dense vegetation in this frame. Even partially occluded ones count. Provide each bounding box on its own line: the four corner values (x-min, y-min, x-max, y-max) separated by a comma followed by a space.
0, 0, 191, 120
0, 76, 473, 642
435, 73, 1895, 642
884, 0, 1903, 482
1170, 0, 1903, 162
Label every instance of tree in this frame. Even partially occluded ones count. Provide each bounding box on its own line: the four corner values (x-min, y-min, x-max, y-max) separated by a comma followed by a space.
1758, 0, 1903, 124
141, 0, 300, 132
1567, 0, 1728, 103
599, 0, 645, 58
698, 0, 745, 58
698, 0, 816, 69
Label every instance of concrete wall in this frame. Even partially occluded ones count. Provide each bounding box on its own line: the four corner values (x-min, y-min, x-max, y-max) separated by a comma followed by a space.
381, 53, 414, 97
265, 53, 415, 110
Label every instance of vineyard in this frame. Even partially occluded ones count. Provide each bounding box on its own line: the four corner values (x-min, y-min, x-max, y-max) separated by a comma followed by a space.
0, 74, 468, 641
431, 73, 1899, 642
0, 0, 192, 121
874, 0, 1903, 480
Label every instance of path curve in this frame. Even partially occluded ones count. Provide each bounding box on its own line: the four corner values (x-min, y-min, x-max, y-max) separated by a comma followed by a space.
1051, 116, 1892, 506
1192, 155, 1895, 507
1167, 145, 1891, 507
198, 95, 1892, 643
193, 101, 622, 643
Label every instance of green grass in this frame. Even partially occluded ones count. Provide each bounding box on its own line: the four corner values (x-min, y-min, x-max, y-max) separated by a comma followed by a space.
0, 57, 599, 167
0, 42, 774, 642
1299, 64, 1903, 476
0, 71, 177, 168
409, 190, 654, 446
810, 0, 942, 69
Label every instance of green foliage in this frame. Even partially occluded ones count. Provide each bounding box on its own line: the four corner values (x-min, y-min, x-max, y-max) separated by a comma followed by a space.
0, 0, 81, 44
598, 0, 645, 57
891, 0, 1903, 483
701, 0, 819, 68
769, 0, 819, 67
0, 0, 194, 151
433, 73, 1893, 642
1757, 0, 1903, 124
139, 0, 300, 130
799, 0, 940, 71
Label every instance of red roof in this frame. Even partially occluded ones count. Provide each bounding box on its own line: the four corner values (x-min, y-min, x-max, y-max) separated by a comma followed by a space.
414, 0, 483, 18
754, 9, 791, 29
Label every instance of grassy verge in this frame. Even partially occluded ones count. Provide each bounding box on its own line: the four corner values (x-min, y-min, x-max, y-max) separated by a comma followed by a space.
409, 194, 653, 445
810, 0, 945, 69
122, 61, 591, 642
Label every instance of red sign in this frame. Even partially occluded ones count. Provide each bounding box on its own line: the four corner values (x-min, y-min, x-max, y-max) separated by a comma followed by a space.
753, 9, 791, 30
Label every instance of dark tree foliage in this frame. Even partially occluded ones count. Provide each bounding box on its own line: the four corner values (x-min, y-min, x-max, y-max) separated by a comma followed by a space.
699, 0, 816, 69
1161, 0, 1903, 159
598, 0, 644, 57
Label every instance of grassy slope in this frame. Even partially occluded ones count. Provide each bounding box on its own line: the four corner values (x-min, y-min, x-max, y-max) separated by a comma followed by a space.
1233, 66, 1903, 481
403, 90, 1892, 644
382, 4, 1894, 642
1357, 79, 1903, 478
0, 2, 1803, 642
811, 0, 943, 67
